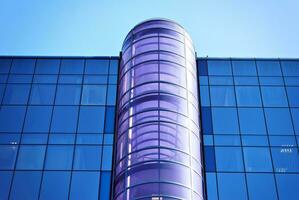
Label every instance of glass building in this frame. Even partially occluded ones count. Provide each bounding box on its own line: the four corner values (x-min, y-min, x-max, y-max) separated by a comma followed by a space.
0, 19, 298, 200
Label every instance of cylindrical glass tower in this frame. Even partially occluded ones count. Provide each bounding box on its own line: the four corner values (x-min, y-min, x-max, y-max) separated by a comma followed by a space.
113, 19, 203, 200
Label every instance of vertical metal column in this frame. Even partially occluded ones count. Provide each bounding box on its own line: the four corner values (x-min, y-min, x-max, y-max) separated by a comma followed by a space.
113, 19, 203, 200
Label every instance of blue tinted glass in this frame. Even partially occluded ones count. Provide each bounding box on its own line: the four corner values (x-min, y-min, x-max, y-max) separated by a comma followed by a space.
215, 147, 244, 172
109, 59, 119, 75
212, 108, 239, 134
85, 59, 109, 74
234, 76, 259, 85
0, 84, 4, 100
218, 173, 248, 200
272, 147, 299, 172
201, 107, 213, 135
78, 106, 105, 133
0, 145, 18, 169
265, 108, 294, 135
40, 171, 71, 200
0, 134, 20, 144
104, 134, 114, 145
208, 60, 232, 75
269, 136, 297, 147
108, 75, 117, 85
45, 145, 74, 170
276, 174, 299, 200
100, 172, 111, 200
281, 60, 299, 76
242, 135, 269, 146
16, 145, 46, 170
55, 85, 81, 105
70, 172, 100, 200
291, 108, 299, 134
105, 106, 115, 133
74, 146, 102, 170
76, 134, 103, 145
60, 59, 84, 74
49, 134, 75, 144
10, 171, 41, 200
0, 106, 26, 132
33, 75, 57, 84
206, 173, 218, 200
235, 86, 262, 107
0, 75, 7, 83
36, 59, 60, 74
261, 87, 288, 107
238, 108, 266, 134
29, 84, 56, 105
0, 171, 12, 200
58, 75, 82, 84
199, 86, 210, 106
284, 77, 299, 86
81, 85, 107, 105
197, 59, 208, 76
214, 135, 240, 146
210, 86, 236, 106
0, 58, 12, 73
51, 106, 78, 133
102, 146, 113, 170
84, 75, 107, 84
21, 134, 47, 144
3, 84, 31, 104
209, 76, 233, 85
243, 147, 272, 172
8, 74, 32, 83
232, 60, 257, 76
203, 135, 214, 146
204, 147, 216, 172
11, 59, 36, 74
259, 77, 284, 86
107, 85, 117, 105
247, 173, 278, 200
24, 106, 52, 132
256, 60, 281, 76
199, 76, 208, 85
286, 87, 299, 107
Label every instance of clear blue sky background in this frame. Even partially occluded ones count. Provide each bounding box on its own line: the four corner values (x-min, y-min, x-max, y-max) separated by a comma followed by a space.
0, 0, 298, 58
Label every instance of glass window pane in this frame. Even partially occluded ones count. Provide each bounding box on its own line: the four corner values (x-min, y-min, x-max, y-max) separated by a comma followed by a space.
205, 173, 218, 200
40, 171, 71, 200
84, 75, 107, 84
109, 59, 118, 75
100, 172, 111, 200
215, 147, 244, 172
286, 87, 299, 107
261, 87, 288, 107
269, 136, 297, 147
0, 58, 12, 73
242, 135, 269, 146
55, 85, 81, 105
36, 59, 60, 74
81, 85, 106, 105
256, 60, 281, 76
214, 135, 240, 146
243, 147, 272, 172
60, 59, 84, 74
76, 134, 103, 145
212, 108, 239, 134
0, 145, 18, 169
33, 75, 57, 84
208, 60, 232, 75
49, 134, 75, 144
197, 59, 208, 76
45, 145, 74, 170
16, 145, 46, 170
78, 106, 105, 133
0, 106, 26, 132
276, 174, 299, 200
291, 108, 299, 135
209, 76, 233, 85
0, 133, 21, 144
210, 86, 235, 106
70, 172, 100, 200
281, 60, 299, 76
265, 108, 294, 135
235, 86, 262, 107
3, 84, 31, 104
234, 77, 259, 86
85, 59, 109, 74
51, 106, 79, 133
10, 171, 42, 200
11, 59, 36, 74
105, 106, 115, 133
199, 86, 210, 106
204, 147, 216, 172
73, 146, 102, 170
58, 75, 82, 84
272, 147, 299, 173
29, 84, 56, 105
238, 108, 266, 134
201, 107, 213, 134
107, 85, 117, 105
8, 74, 32, 83
247, 173, 278, 200
24, 106, 52, 133
259, 77, 284, 86
0, 171, 12, 200
218, 173, 248, 200
21, 134, 47, 144
232, 60, 257, 76
102, 146, 113, 170
284, 77, 299, 86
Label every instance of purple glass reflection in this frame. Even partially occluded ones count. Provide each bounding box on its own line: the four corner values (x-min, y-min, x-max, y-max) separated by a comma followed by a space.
113, 19, 203, 200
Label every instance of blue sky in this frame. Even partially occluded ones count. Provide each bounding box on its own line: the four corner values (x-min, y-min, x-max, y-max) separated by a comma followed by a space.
0, 0, 298, 58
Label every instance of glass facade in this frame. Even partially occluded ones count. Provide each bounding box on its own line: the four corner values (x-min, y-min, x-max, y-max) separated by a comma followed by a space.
0, 57, 118, 200
199, 58, 299, 200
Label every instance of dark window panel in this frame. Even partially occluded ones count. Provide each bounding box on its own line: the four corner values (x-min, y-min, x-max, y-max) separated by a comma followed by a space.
0, 134, 21, 145
199, 86, 210, 106
78, 106, 105, 133
85, 59, 109, 75
3, 84, 31, 104
33, 75, 58, 84
35, 59, 60, 74
201, 107, 213, 135
21, 134, 48, 144
60, 59, 84, 74
8, 74, 32, 83
204, 146, 216, 172
105, 106, 115, 133
207, 60, 232, 76
11, 59, 36, 74
55, 85, 81, 105
24, 106, 52, 133
0, 106, 26, 132
197, 59, 208, 76
51, 106, 79, 133
0, 171, 13, 200
0, 58, 12, 73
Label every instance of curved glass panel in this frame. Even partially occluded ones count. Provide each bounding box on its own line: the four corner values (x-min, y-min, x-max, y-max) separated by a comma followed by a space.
113, 19, 203, 200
